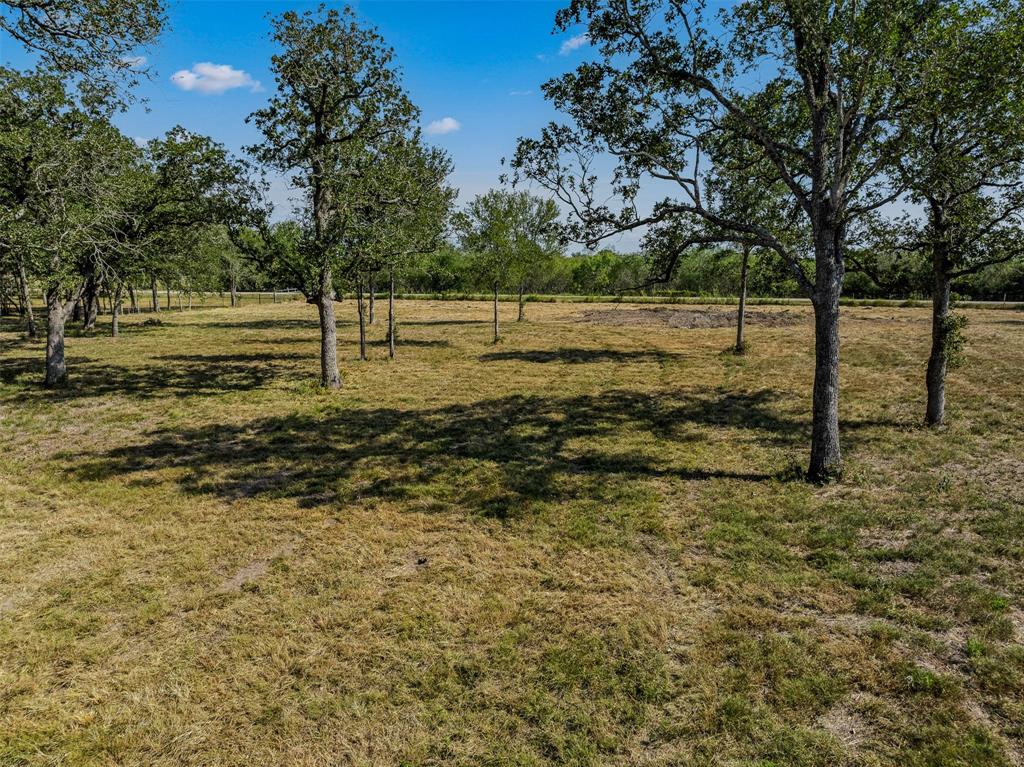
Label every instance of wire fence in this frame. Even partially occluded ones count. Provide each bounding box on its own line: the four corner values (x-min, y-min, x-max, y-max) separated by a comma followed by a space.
13, 289, 306, 314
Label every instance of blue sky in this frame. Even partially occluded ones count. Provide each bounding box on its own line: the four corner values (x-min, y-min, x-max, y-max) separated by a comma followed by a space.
4, 1, 639, 244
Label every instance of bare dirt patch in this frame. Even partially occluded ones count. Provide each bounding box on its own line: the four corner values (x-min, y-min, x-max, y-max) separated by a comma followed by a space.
818, 693, 876, 752
575, 306, 807, 329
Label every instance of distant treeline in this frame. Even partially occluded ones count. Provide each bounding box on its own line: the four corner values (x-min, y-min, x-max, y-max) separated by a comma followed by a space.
397, 246, 1024, 301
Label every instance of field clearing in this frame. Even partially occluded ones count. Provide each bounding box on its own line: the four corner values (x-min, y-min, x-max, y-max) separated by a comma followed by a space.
1, 299, 1022, 766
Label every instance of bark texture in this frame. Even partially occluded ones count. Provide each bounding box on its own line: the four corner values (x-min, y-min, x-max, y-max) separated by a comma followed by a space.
807, 234, 843, 482
44, 291, 73, 387
926, 254, 952, 426
316, 282, 341, 389
111, 283, 122, 338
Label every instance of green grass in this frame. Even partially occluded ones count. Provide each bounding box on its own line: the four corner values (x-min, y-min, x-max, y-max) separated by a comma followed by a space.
1, 299, 1022, 766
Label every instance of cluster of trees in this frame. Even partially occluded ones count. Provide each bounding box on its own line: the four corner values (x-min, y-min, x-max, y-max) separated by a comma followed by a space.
0, 2, 465, 388
3, 0, 1023, 485
509, 0, 1024, 479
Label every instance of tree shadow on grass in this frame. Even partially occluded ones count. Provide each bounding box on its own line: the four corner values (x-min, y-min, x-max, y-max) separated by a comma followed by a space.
480, 348, 686, 364
401, 319, 488, 326
190, 318, 325, 331
0, 351, 306, 401
71, 388, 834, 518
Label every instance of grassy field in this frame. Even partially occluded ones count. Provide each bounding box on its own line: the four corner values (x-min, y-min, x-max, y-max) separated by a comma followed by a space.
1, 299, 1022, 766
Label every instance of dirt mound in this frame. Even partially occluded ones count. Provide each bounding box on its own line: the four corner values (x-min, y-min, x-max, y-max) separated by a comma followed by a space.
575, 306, 806, 329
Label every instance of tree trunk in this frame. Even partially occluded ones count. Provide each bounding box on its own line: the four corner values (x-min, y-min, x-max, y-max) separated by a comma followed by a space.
111, 282, 122, 338
518, 280, 525, 322
230, 273, 238, 307
493, 285, 500, 343
83, 274, 98, 330
925, 259, 952, 427
807, 245, 843, 482
273, 289, 278, 303
129, 285, 138, 313
165, 286, 171, 310
316, 269, 341, 389
44, 290, 71, 387
16, 257, 37, 339
368, 274, 376, 325
150, 275, 159, 313
357, 279, 367, 361
388, 269, 396, 360
736, 245, 750, 353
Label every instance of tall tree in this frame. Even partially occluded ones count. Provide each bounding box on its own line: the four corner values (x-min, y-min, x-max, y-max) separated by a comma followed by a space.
0, 68, 138, 384
886, 1, 1024, 426
358, 134, 455, 358
511, 0, 938, 480
644, 138, 803, 353
247, 4, 417, 388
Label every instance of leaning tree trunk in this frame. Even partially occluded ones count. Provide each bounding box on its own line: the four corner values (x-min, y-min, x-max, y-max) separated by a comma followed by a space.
736, 245, 750, 353
517, 280, 525, 322
925, 251, 952, 427
150, 275, 159, 313
807, 237, 844, 482
357, 279, 367, 361
315, 270, 341, 389
387, 269, 396, 360
368, 274, 375, 325
16, 257, 37, 339
44, 290, 74, 387
493, 285, 500, 343
111, 282, 123, 338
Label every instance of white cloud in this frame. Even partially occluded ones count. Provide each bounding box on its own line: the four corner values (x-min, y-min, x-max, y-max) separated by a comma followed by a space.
559, 34, 588, 55
426, 116, 461, 135
132, 136, 148, 148
123, 55, 147, 68
509, 90, 533, 97
170, 62, 262, 94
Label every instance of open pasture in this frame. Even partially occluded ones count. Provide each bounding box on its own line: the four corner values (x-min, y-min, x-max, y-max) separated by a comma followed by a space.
1, 299, 1022, 766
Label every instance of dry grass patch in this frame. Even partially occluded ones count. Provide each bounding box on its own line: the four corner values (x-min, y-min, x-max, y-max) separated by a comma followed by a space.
1, 299, 1022, 766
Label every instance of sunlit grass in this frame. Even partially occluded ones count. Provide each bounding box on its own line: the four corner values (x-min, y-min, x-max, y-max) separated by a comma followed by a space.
1, 299, 1022, 766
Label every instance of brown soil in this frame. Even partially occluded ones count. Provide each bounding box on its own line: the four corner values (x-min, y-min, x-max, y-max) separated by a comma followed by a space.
575, 306, 807, 329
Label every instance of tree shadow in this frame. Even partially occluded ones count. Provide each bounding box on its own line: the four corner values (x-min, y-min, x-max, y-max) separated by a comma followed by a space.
368, 338, 452, 349
192, 318, 325, 331
479, 348, 686, 364
0, 351, 305, 400
72, 388, 812, 518
401, 319, 487, 326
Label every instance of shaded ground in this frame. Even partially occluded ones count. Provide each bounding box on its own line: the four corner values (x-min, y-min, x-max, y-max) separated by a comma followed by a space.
576, 305, 807, 328
0, 299, 1022, 767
